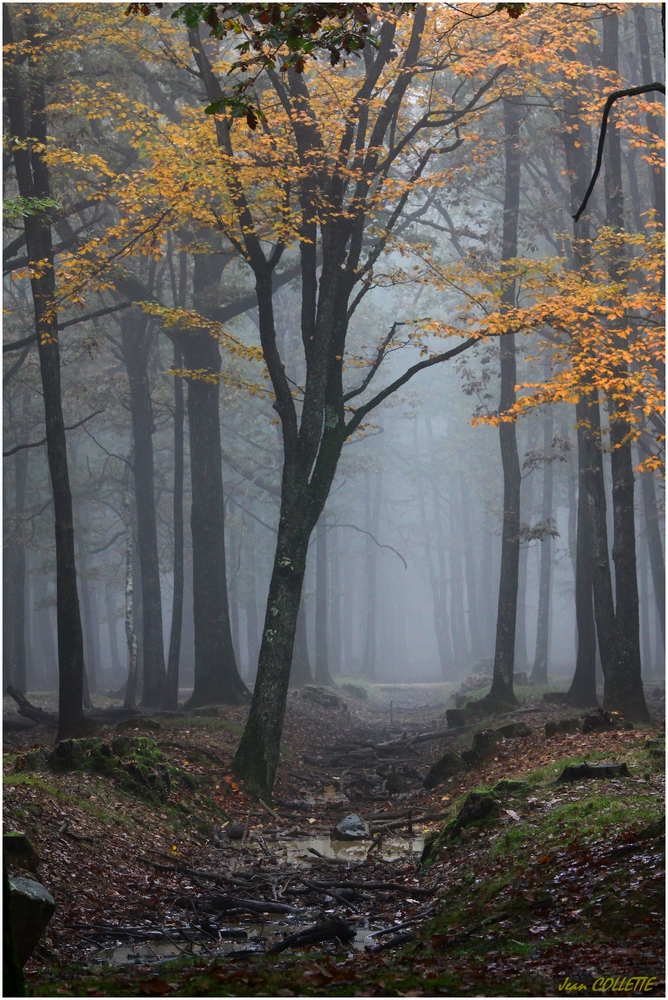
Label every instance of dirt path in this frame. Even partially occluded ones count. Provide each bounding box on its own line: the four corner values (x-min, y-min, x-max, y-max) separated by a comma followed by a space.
4, 684, 664, 996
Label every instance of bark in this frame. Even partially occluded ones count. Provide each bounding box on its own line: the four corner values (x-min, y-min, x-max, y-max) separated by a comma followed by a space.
245, 516, 261, 682
329, 525, 342, 675
638, 439, 665, 641
123, 483, 140, 710
166, 342, 185, 711
600, 12, 648, 720
531, 403, 554, 684
560, 71, 600, 709
4, 449, 27, 692
180, 246, 247, 706
4, 7, 88, 739
105, 582, 122, 681
290, 599, 313, 687
75, 536, 97, 696
120, 310, 166, 707
314, 516, 335, 687
634, 5, 665, 227
489, 99, 522, 707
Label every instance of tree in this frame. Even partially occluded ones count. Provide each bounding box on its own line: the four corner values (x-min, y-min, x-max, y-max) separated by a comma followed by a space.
4, 7, 90, 739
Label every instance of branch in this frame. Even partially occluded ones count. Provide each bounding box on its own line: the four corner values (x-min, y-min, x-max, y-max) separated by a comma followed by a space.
220, 446, 280, 498
574, 83, 666, 222
343, 322, 403, 402
345, 338, 477, 437
328, 522, 408, 568
3, 343, 31, 387
87, 529, 125, 555
3, 409, 105, 457
3, 302, 134, 353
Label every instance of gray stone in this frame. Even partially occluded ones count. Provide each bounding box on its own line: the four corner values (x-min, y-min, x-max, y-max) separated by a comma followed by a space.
497, 721, 533, 738
331, 813, 370, 841
8, 877, 55, 966
299, 686, 347, 711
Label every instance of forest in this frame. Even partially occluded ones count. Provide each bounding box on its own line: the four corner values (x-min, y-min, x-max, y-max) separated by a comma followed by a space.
2, 2, 665, 997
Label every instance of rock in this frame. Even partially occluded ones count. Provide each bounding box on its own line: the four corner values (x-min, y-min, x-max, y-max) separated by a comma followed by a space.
492, 779, 530, 798
461, 729, 499, 765
496, 721, 533, 738
4, 832, 40, 872
8, 876, 55, 966
299, 686, 347, 711
331, 813, 370, 841
545, 718, 582, 737
557, 762, 631, 783
341, 683, 367, 701
225, 821, 245, 840
423, 751, 469, 790
13, 749, 48, 773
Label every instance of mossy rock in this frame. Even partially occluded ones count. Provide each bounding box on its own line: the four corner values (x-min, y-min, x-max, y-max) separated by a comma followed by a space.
422, 790, 501, 867
14, 750, 48, 773
492, 779, 530, 799
461, 729, 499, 765
4, 832, 40, 871
49, 739, 104, 771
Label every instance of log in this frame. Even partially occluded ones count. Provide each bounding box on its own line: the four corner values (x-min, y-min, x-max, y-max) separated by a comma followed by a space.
6, 686, 58, 727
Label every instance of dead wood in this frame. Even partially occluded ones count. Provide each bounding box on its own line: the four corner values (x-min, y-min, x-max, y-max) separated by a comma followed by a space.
268, 916, 356, 954
7, 686, 58, 726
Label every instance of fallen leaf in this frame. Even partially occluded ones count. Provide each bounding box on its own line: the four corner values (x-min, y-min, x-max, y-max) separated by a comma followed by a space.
138, 980, 170, 996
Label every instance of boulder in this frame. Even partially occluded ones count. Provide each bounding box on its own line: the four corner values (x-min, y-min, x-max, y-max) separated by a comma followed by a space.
4, 832, 40, 872
341, 683, 368, 701
299, 686, 347, 711
8, 876, 55, 965
423, 751, 469, 790
331, 813, 370, 841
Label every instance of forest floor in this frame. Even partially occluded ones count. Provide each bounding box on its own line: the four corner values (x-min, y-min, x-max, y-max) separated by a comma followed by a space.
3, 679, 665, 998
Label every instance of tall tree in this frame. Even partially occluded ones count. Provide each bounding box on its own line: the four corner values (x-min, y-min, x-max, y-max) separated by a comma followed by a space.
487, 98, 523, 710
314, 515, 335, 687
4, 7, 89, 738
531, 400, 554, 684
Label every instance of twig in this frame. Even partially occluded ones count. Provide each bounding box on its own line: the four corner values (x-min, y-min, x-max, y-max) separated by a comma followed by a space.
241, 809, 251, 848
3, 409, 105, 457
259, 798, 281, 822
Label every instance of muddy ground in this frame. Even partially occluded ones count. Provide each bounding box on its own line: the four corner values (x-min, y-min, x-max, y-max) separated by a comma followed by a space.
3, 680, 665, 997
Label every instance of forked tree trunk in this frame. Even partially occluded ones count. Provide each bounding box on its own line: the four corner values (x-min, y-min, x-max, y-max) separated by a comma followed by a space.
489, 99, 522, 708
5, 7, 88, 739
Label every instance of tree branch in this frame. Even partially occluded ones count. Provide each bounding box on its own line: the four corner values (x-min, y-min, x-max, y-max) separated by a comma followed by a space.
3, 409, 105, 457
574, 83, 666, 222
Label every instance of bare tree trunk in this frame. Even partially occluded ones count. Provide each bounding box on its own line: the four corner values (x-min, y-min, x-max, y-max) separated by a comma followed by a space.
245, 515, 261, 683
166, 343, 185, 710
635, 5, 665, 228
5, 7, 88, 738
638, 439, 665, 642
489, 99, 522, 708
329, 524, 342, 676
458, 463, 481, 663
531, 402, 554, 683
314, 516, 335, 687
4, 449, 28, 692
121, 310, 166, 708
105, 581, 122, 683
123, 482, 139, 710
290, 598, 313, 687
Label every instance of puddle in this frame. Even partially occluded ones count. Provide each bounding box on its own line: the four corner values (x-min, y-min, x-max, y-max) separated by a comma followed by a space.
283, 835, 424, 864
94, 919, 378, 965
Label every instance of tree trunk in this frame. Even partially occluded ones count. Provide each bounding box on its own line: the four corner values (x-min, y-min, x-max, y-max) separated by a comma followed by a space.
290, 598, 313, 687
4, 449, 28, 692
634, 5, 665, 228
166, 342, 185, 711
181, 247, 247, 706
458, 463, 481, 663
123, 482, 139, 710
600, 11, 648, 721
314, 516, 335, 687
245, 515, 261, 683
75, 536, 97, 697
105, 581, 122, 682
4, 7, 88, 739
121, 311, 166, 708
329, 523, 342, 675
531, 402, 554, 683
489, 99, 522, 708
638, 439, 665, 642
